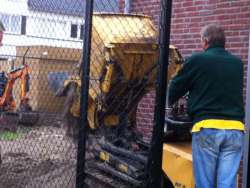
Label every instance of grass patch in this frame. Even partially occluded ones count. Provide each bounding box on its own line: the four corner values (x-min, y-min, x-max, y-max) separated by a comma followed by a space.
0, 131, 22, 141
0, 128, 31, 141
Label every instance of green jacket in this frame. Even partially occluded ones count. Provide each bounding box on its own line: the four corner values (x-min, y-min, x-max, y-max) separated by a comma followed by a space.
168, 44, 245, 123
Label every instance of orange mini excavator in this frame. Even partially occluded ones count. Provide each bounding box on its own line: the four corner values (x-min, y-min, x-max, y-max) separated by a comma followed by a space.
0, 48, 38, 130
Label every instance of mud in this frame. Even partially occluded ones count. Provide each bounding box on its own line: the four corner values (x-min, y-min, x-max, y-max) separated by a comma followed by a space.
0, 113, 139, 188
0, 113, 77, 188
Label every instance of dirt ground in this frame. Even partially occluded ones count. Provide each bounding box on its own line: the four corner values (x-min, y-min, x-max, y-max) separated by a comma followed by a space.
0, 112, 142, 188
0, 113, 77, 188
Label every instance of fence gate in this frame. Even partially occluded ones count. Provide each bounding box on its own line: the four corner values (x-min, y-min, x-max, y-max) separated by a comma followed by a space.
0, 0, 174, 187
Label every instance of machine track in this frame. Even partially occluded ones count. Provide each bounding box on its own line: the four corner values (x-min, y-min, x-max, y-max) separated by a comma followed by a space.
85, 165, 127, 188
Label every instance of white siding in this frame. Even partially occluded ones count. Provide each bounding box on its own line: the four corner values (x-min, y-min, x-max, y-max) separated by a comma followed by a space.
0, 0, 84, 58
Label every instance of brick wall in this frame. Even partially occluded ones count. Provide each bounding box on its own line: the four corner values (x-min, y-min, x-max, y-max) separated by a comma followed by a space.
136, 91, 155, 143
120, 0, 250, 186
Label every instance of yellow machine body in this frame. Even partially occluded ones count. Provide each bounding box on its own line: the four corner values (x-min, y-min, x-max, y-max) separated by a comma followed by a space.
63, 13, 183, 130
58, 14, 193, 187
162, 143, 195, 188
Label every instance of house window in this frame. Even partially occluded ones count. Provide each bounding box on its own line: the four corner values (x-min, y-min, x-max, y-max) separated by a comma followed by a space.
71, 24, 78, 38
21, 16, 26, 35
80, 24, 84, 40
10, 16, 21, 33
0, 14, 21, 34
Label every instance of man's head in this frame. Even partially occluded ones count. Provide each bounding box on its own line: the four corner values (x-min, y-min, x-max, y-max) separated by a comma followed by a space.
0, 20, 5, 47
200, 24, 225, 50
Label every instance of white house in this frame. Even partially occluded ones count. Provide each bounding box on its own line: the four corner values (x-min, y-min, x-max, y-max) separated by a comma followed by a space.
0, 0, 119, 58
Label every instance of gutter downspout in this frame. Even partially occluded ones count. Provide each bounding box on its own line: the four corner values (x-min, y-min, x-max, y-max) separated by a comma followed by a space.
124, 0, 131, 14
242, 34, 250, 188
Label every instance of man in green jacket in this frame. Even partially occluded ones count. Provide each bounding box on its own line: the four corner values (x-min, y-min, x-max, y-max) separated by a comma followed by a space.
169, 24, 245, 188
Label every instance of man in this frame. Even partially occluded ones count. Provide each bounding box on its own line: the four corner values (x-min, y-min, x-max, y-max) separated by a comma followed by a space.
168, 24, 245, 188
0, 20, 4, 46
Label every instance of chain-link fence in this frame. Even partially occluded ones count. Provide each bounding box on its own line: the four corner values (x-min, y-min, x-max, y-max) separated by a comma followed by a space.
0, 0, 86, 187
0, 0, 183, 187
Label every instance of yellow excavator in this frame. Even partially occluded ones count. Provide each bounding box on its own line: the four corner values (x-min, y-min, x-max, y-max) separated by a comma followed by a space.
49, 13, 193, 188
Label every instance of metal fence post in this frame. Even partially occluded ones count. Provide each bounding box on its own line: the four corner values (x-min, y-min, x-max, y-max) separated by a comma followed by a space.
76, 0, 94, 187
242, 34, 250, 188
147, 0, 173, 187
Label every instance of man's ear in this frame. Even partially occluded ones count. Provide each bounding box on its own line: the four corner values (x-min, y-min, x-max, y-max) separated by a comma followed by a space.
202, 38, 209, 50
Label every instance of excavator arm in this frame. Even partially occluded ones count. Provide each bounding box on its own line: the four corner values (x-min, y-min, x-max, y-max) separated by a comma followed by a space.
0, 65, 30, 111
